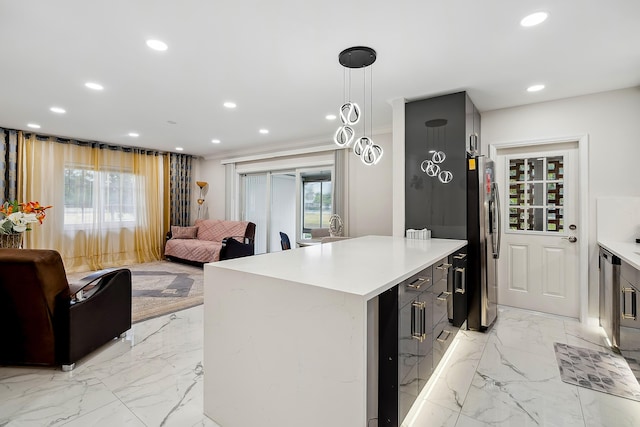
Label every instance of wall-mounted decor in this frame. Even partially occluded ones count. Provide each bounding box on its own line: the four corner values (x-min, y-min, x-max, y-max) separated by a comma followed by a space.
420, 119, 453, 184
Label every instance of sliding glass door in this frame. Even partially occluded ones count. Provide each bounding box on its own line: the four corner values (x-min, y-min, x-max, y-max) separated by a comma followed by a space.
241, 172, 296, 254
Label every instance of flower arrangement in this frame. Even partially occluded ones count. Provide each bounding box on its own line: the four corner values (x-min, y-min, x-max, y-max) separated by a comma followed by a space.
0, 201, 53, 234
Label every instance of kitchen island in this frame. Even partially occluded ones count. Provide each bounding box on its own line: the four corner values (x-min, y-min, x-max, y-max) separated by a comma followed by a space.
203, 235, 466, 427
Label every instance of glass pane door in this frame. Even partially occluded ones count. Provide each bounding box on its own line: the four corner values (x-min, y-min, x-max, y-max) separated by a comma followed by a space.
507, 155, 564, 233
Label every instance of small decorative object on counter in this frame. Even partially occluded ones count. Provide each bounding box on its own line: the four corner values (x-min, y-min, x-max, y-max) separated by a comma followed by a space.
328, 214, 344, 237
0, 200, 53, 248
406, 228, 431, 240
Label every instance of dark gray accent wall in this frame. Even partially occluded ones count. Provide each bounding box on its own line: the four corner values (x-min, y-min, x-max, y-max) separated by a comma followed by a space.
405, 92, 468, 239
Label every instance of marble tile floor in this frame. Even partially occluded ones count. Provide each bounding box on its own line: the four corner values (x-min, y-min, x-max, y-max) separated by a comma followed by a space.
403, 306, 640, 427
1, 305, 639, 426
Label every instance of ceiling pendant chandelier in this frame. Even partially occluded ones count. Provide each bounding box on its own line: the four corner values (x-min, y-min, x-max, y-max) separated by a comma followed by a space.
333, 46, 383, 166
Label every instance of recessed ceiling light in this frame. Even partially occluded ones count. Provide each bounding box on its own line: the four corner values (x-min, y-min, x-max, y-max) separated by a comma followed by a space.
175, 147, 184, 151
223, 102, 237, 109
527, 84, 545, 92
128, 132, 139, 137
146, 39, 168, 51
326, 114, 337, 120
50, 106, 66, 114
85, 82, 104, 91
211, 139, 221, 144
259, 129, 269, 134
520, 12, 548, 27
27, 123, 41, 129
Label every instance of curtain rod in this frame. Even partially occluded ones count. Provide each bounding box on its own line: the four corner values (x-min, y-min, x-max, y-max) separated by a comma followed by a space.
0, 126, 195, 158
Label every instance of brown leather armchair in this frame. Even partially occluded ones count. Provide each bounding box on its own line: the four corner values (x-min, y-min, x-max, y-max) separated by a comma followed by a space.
0, 249, 132, 371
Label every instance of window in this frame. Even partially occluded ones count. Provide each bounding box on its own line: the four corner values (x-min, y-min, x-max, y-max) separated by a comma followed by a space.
301, 170, 332, 237
508, 155, 564, 233
64, 167, 136, 226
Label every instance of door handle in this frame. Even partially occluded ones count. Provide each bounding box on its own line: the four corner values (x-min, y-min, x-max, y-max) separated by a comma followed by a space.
411, 301, 426, 342
492, 182, 501, 259
622, 287, 637, 320
455, 267, 466, 294
407, 277, 429, 290
562, 236, 577, 243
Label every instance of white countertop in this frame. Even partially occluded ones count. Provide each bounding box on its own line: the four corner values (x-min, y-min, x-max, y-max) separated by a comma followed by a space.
598, 240, 640, 270
209, 235, 467, 300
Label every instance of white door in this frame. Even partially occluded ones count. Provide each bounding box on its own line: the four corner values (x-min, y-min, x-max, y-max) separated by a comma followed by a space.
496, 143, 580, 318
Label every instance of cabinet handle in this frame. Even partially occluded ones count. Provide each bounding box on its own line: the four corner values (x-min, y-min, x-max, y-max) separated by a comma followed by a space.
407, 277, 428, 290
411, 301, 426, 342
437, 291, 450, 301
455, 267, 466, 294
436, 329, 452, 343
453, 253, 467, 260
622, 287, 637, 320
436, 263, 453, 270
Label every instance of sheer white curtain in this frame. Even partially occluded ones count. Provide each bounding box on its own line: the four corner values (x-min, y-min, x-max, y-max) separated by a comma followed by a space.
19, 134, 166, 272
269, 173, 296, 252
242, 173, 267, 254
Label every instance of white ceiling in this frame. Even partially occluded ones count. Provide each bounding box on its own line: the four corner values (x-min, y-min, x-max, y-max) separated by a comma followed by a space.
1, 1, 638, 158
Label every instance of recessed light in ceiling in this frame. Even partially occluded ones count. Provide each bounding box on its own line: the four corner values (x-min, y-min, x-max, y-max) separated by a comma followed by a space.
259, 129, 269, 134
527, 84, 545, 92
27, 123, 41, 129
211, 139, 221, 144
520, 12, 548, 27
175, 147, 184, 151
146, 39, 168, 51
223, 102, 237, 109
85, 82, 104, 91
326, 114, 337, 120
50, 106, 66, 114
128, 132, 139, 137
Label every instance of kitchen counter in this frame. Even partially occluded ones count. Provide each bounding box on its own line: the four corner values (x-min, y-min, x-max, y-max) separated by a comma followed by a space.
202, 235, 466, 427
597, 240, 640, 270
208, 235, 466, 300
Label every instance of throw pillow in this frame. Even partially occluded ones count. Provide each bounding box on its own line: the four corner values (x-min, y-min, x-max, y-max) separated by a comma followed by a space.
171, 226, 198, 239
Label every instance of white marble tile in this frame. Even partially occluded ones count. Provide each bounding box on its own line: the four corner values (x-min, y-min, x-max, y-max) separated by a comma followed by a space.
461, 370, 585, 426
564, 319, 610, 352
423, 335, 487, 412
0, 367, 118, 426
454, 414, 492, 427
62, 400, 146, 427
401, 400, 459, 427
487, 307, 568, 360
578, 387, 640, 427
479, 335, 562, 383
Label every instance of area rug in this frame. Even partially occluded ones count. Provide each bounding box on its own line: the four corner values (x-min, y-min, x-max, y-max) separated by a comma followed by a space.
67, 261, 203, 324
553, 342, 640, 401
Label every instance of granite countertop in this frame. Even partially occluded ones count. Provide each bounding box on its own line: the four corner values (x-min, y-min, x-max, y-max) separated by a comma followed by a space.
208, 235, 467, 300
598, 239, 640, 270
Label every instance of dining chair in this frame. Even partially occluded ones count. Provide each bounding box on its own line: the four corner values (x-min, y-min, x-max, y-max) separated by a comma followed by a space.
279, 232, 291, 250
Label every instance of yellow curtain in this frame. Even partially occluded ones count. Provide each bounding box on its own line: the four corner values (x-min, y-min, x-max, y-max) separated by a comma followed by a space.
19, 133, 167, 272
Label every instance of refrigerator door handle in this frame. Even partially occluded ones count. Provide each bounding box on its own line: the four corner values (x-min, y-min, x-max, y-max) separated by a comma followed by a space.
492, 182, 502, 259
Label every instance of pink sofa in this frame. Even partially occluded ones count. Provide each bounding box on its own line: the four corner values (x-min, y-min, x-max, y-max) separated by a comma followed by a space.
164, 219, 256, 264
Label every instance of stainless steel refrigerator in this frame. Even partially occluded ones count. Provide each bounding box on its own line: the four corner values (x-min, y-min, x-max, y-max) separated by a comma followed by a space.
466, 155, 501, 330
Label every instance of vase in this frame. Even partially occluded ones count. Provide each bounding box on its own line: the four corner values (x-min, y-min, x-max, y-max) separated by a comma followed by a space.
0, 233, 23, 249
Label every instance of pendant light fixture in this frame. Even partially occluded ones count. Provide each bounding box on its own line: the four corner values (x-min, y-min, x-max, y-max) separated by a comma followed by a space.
333, 46, 383, 166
